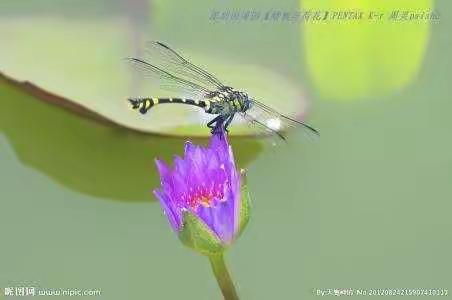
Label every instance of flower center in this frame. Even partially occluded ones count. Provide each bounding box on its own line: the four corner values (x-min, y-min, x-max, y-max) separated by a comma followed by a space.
185, 182, 225, 209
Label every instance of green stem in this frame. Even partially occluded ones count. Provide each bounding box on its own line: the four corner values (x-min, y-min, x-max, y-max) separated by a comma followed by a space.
209, 253, 239, 300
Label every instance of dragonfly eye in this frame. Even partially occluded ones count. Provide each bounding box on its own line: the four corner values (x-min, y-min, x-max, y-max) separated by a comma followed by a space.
246, 98, 254, 109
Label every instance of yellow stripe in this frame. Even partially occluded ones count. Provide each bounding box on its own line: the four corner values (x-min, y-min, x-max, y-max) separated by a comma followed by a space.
169, 98, 173, 102
181, 98, 186, 102
204, 100, 211, 111
138, 101, 144, 109
152, 98, 159, 104
145, 99, 151, 109
194, 99, 199, 105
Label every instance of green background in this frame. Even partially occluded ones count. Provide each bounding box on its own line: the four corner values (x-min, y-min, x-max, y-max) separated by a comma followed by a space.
1, 0, 451, 299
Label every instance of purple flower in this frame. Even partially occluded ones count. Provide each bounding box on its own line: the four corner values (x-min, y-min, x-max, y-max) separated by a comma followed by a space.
154, 127, 250, 253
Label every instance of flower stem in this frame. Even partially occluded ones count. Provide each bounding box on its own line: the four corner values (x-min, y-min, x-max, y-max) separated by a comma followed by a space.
209, 253, 239, 300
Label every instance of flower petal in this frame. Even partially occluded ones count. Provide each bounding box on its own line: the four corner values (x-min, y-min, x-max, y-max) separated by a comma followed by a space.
184, 141, 196, 158
154, 188, 182, 232
209, 127, 228, 150
195, 195, 237, 245
173, 155, 189, 178
155, 159, 171, 184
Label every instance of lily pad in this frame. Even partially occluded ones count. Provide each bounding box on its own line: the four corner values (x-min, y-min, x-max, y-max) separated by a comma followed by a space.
0, 73, 263, 202
0, 15, 309, 136
302, 0, 432, 101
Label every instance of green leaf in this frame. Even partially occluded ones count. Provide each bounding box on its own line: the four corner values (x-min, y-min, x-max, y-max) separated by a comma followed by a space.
302, 0, 432, 100
179, 210, 224, 256
0, 73, 263, 202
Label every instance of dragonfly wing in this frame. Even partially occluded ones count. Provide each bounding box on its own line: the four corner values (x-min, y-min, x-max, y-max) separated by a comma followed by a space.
238, 112, 287, 140
127, 57, 211, 100
245, 99, 319, 139
143, 41, 225, 91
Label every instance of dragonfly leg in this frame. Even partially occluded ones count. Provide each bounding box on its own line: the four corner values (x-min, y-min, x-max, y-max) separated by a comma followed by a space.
207, 115, 224, 133
223, 113, 235, 131
208, 114, 235, 134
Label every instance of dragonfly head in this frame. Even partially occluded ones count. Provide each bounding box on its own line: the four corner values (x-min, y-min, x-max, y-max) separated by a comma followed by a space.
236, 91, 253, 112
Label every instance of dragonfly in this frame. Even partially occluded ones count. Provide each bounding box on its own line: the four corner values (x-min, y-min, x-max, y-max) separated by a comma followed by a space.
126, 41, 319, 140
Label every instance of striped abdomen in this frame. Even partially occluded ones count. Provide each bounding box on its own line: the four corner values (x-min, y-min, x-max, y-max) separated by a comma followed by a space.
128, 97, 214, 114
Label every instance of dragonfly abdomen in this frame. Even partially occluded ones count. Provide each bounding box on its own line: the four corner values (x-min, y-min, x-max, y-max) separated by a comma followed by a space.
128, 97, 213, 114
